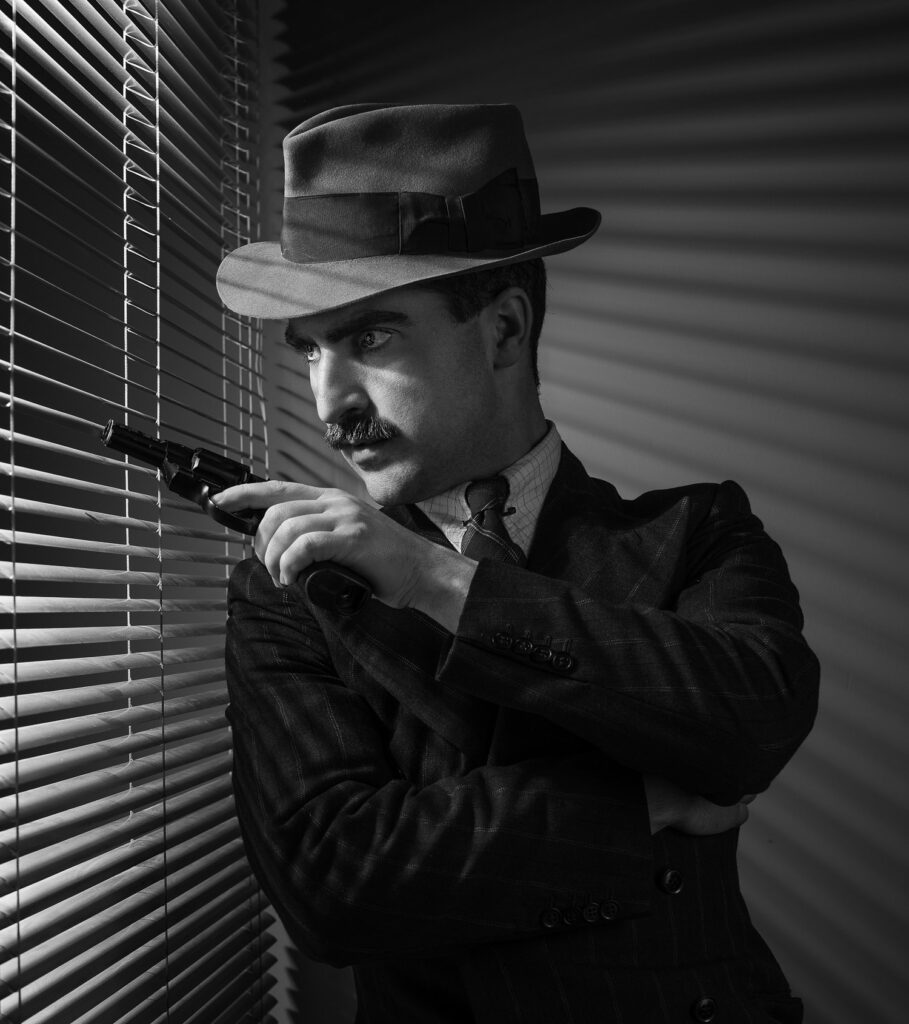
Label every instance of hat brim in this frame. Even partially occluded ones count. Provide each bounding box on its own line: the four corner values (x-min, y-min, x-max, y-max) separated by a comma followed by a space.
216, 207, 601, 319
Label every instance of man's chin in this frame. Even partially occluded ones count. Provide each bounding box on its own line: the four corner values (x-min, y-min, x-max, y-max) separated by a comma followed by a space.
339, 446, 404, 504
346, 455, 430, 507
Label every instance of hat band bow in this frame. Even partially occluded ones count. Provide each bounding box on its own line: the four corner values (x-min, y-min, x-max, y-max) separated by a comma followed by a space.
280, 168, 540, 264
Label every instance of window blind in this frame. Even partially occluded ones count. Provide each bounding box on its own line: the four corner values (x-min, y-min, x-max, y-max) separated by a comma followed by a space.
1, 2, 277, 1022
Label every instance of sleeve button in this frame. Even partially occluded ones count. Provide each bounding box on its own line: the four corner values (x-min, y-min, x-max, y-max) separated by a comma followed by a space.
540, 907, 562, 929
531, 644, 552, 663
561, 906, 581, 926
691, 997, 717, 1022
513, 638, 534, 655
493, 632, 513, 649
582, 902, 600, 923
551, 651, 575, 672
598, 899, 620, 921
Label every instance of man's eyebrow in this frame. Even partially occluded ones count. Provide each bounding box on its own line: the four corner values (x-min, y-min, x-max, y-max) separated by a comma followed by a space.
284, 309, 413, 348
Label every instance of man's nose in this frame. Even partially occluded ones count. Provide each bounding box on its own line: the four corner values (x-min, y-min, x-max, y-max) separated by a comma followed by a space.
310, 350, 369, 425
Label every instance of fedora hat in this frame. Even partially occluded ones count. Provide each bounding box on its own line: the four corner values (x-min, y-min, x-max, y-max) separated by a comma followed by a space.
216, 102, 601, 319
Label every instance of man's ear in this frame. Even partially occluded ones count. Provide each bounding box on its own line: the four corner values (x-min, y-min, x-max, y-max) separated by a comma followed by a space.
482, 286, 532, 369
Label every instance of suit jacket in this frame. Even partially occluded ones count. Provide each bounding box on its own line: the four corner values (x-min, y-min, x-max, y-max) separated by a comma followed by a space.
225, 445, 819, 1024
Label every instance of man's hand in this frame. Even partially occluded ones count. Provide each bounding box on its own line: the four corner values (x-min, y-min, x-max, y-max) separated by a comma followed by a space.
645, 774, 755, 836
214, 480, 475, 628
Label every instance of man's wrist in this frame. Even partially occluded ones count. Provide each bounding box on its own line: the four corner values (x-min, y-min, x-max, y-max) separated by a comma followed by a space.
411, 545, 477, 633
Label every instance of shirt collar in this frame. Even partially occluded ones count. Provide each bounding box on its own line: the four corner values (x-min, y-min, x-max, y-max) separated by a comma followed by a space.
416, 422, 562, 556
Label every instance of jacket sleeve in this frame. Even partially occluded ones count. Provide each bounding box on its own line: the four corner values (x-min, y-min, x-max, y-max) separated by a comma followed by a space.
435, 480, 820, 804
225, 557, 654, 967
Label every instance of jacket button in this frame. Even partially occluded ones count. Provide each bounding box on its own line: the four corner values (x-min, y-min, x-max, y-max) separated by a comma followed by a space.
493, 632, 513, 649
551, 651, 575, 672
540, 907, 562, 929
531, 644, 552, 663
658, 867, 684, 895
598, 899, 619, 921
691, 997, 717, 1021
582, 902, 600, 923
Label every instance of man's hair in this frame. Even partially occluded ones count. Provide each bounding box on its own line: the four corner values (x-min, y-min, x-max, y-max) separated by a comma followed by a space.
421, 258, 547, 388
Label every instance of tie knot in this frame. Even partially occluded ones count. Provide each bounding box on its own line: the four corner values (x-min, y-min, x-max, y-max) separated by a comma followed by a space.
464, 475, 509, 517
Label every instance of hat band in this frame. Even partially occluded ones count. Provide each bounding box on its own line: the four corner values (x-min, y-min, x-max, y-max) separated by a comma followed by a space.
280, 168, 540, 263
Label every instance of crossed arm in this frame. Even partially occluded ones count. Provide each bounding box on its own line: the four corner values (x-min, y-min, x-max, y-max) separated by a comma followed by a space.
226, 560, 656, 964
220, 478, 818, 962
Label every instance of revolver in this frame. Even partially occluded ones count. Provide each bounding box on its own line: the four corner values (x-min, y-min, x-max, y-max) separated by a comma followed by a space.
100, 420, 371, 615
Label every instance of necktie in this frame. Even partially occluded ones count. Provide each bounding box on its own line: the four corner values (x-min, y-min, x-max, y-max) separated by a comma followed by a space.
461, 476, 526, 566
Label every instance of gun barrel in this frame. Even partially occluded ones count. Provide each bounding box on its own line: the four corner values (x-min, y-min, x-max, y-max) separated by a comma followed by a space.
101, 420, 196, 470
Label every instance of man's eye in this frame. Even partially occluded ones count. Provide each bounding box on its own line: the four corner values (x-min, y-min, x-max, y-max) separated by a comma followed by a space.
299, 343, 318, 362
358, 329, 392, 351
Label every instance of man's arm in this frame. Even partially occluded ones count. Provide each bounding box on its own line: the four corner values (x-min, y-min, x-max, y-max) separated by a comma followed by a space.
217, 478, 819, 805
226, 556, 655, 966
430, 481, 819, 804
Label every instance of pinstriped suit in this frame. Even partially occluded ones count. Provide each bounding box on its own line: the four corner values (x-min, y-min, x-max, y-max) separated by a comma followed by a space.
225, 444, 818, 1023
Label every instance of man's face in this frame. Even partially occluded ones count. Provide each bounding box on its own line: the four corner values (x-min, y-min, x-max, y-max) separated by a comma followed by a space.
285, 285, 505, 505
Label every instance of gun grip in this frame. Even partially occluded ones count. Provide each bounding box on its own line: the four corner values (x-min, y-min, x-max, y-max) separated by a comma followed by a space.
302, 563, 372, 615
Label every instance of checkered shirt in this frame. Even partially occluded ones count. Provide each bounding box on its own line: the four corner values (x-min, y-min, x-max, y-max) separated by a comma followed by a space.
416, 422, 563, 557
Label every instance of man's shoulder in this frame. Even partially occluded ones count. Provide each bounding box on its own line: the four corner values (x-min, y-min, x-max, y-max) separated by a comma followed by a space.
559, 445, 752, 527
614, 478, 752, 523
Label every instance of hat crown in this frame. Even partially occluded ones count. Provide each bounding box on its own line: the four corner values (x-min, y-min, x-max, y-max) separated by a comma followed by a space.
282, 103, 537, 197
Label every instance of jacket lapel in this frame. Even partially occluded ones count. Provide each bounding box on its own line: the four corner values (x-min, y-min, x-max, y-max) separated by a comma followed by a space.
528, 445, 664, 604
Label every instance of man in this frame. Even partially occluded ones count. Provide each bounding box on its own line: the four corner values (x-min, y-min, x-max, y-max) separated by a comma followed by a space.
215, 103, 819, 1023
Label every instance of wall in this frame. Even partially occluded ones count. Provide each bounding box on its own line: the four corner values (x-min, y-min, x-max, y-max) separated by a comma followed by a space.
259, 2, 909, 1020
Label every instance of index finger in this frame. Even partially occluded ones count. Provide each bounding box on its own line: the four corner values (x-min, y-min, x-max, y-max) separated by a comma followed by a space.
213, 479, 324, 511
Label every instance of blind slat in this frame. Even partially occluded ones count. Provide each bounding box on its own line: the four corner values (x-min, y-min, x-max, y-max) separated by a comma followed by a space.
11, 314, 267, 394
7, 777, 234, 893
2, 733, 232, 825
2, 497, 251, 542
0, 462, 158, 503
2, 646, 225, 687
23, 871, 264, 999
3, 688, 228, 755
0, 16, 129, 142
12, 855, 259, 1017
3, 709, 230, 791
0, 429, 156, 476
12, 1, 131, 106
3, 622, 226, 649
5, 0, 269, 1017
1, 562, 228, 587
3, 747, 230, 857
0, 597, 227, 614
1, 530, 234, 565
5, 805, 240, 921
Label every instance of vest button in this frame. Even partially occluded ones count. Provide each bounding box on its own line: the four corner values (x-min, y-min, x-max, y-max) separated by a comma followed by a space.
658, 867, 684, 895
691, 997, 717, 1022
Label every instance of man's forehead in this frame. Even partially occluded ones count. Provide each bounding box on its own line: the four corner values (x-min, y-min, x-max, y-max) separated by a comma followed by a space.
285, 306, 414, 346
284, 285, 448, 345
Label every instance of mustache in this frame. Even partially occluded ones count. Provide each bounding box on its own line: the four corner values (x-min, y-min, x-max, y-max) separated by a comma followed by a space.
323, 415, 399, 450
